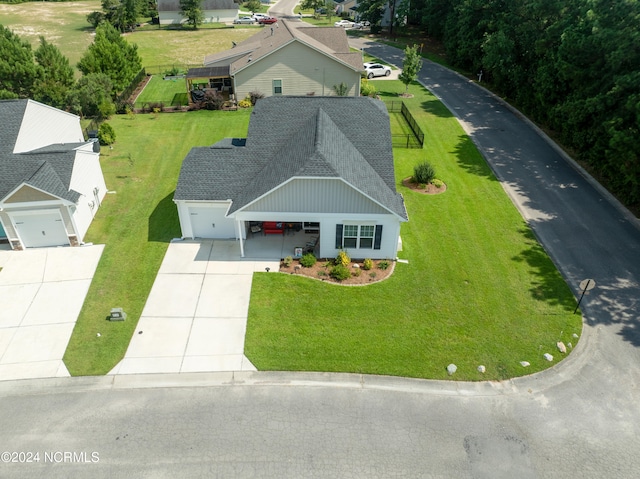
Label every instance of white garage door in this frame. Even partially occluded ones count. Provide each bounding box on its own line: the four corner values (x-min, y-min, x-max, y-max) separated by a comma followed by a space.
189, 206, 236, 238
13, 212, 69, 248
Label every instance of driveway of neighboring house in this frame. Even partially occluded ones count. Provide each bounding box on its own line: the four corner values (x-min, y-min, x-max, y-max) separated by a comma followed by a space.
0, 245, 104, 381
109, 240, 280, 375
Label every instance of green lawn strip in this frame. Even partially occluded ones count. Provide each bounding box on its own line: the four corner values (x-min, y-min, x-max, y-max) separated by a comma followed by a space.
245, 81, 580, 381
64, 109, 252, 375
134, 75, 188, 106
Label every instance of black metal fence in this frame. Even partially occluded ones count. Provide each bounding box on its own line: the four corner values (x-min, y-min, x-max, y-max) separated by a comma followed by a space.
144, 64, 200, 76
116, 68, 147, 110
385, 100, 425, 149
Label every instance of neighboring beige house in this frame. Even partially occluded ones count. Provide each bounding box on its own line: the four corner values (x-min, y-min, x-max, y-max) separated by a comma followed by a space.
157, 0, 239, 25
187, 20, 363, 102
0, 100, 107, 250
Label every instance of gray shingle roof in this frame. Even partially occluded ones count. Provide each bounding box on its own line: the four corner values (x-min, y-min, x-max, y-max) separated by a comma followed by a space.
0, 99, 82, 203
203, 20, 363, 73
174, 96, 408, 220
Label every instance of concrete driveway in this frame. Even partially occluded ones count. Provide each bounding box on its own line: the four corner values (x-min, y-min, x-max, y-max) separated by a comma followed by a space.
109, 240, 279, 375
0, 245, 104, 381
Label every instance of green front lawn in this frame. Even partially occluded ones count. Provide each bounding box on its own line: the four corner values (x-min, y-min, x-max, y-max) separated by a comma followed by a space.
134, 75, 188, 107
244, 81, 581, 381
64, 109, 252, 375
65, 81, 579, 379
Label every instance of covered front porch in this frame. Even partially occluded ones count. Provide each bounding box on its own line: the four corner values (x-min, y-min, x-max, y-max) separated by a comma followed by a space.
239, 222, 320, 260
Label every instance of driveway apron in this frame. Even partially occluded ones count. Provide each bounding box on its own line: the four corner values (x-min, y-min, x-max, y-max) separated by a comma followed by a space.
110, 240, 279, 375
0, 245, 104, 381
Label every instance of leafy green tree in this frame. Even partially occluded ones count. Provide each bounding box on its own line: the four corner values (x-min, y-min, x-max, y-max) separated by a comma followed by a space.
87, 11, 106, 28
33, 37, 75, 109
355, 0, 385, 26
243, 0, 262, 14
325, 0, 336, 21
66, 73, 114, 118
0, 24, 42, 98
300, 0, 325, 13
77, 22, 142, 95
398, 44, 422, 93
180, 0, 204, 29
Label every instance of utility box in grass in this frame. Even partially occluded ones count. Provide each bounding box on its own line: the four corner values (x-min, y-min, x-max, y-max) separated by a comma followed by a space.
109, 308, 127, 321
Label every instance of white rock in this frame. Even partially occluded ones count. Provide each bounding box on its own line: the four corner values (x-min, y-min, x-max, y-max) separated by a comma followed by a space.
520, 361, 530, 367
96, 333, 101, 337
543, 353, 554, 361
353, 263, 360, 269
568, 342, 573, 349
477, 365, 485, 373
446, 364, 457, 375
557, 341, 567, 353
572, 333, 579, 339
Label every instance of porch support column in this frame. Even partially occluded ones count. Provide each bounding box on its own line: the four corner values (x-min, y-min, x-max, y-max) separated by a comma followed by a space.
236, 219, 245, 257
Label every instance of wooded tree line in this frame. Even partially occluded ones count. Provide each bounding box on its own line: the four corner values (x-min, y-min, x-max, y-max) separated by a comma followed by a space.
0, 22, 141, 119
409, 0, 640, 206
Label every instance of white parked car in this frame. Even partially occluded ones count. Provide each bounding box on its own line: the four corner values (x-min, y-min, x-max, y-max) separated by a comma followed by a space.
363, 62, 392, 79
334, 19, 355, 28
233, 16, 255, 24
252, 13, 269, 20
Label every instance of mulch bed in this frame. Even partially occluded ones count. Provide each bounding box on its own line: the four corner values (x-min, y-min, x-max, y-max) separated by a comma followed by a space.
402, 177, 447, 194
279, 258, 395, 285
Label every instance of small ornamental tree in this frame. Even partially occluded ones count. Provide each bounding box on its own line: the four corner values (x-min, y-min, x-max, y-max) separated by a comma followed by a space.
398, 44, 423, 94
180, 0, 204, 29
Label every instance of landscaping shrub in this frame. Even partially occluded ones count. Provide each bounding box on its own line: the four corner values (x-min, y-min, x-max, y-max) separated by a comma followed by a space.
413, 161, 436, 184
283, 256, 293, 267
362, 258, 373, 270
202, 90, 224, 110
432, 178, 444, 188
378, 259, 390, 270
97, 122, 116, 145
352, 267, 362, 277
238, 98, 252, 108
248, 90, 264, 106
330, 264, 350, 281
360, 78, 376, 97
300, 253, 317, 267
336, 250, 350, 267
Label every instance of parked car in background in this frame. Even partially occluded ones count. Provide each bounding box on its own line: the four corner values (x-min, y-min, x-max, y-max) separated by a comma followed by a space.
252, 13, 269, 20
334, 19, 355, 28
363, 62, 392, 78
234, 16, 255, 24
258, 16, 278, 24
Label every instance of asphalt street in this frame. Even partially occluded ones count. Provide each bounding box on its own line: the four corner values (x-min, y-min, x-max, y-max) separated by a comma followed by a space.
0, 30, 639, 479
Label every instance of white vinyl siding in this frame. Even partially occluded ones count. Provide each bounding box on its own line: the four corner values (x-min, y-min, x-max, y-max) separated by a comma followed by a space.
242, 178, 389, 215
233, 41, 360, 99
69, 150, 107, 241
159, 9, 238, 24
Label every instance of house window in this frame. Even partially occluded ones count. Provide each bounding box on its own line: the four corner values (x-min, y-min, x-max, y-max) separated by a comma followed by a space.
273, 79, 282, 95
336, 224, 383, 250
342, 225, 374, 249
343, 225, 358, 248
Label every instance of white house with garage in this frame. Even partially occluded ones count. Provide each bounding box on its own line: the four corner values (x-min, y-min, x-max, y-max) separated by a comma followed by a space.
0, 99, 107, 250
173, 96, 408, 259
157, 0, 239, 25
